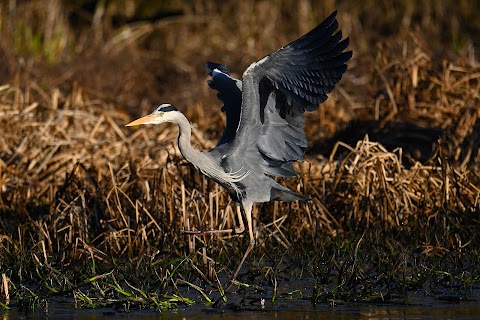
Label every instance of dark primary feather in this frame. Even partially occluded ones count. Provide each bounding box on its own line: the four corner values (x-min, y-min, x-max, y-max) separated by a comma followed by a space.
260, 11, 352, 112
235, 11, 350, 160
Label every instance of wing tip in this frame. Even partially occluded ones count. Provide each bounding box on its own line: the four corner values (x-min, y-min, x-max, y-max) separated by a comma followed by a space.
206, 61, 230, 76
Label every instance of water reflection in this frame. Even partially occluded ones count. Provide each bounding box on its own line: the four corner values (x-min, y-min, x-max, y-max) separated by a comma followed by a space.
1, 300, 480, 320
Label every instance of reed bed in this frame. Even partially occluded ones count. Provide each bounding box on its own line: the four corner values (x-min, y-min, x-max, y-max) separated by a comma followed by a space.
0, 0, 479, 312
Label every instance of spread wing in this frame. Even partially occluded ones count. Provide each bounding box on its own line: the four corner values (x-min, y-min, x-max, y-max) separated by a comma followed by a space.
224, 11, 352, 174
205, 62, 242, 146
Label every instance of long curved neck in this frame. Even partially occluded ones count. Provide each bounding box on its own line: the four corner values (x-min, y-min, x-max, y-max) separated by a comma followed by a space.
175, 113, 203, 164
173, 111, 248, 196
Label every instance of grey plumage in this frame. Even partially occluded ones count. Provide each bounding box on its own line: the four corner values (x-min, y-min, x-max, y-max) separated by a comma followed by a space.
126, 11, 351, 281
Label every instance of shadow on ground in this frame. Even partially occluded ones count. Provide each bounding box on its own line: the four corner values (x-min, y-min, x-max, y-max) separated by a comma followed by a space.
309, 119, 443, 163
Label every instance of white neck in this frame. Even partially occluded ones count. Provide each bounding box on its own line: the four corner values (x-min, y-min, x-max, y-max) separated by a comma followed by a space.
172, 112, 249, 196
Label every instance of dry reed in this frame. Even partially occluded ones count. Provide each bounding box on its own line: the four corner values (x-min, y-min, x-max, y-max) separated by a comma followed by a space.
0, 0, 479, 309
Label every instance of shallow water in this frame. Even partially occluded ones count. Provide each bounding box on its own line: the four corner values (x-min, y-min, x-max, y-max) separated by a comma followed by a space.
3, 279, 479, 319
2, 298, 480, 319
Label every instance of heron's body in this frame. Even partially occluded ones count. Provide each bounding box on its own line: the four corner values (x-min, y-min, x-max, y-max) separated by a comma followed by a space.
127, 11, 352, 281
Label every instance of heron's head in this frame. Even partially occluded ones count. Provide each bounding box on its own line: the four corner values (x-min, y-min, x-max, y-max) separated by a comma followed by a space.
126, 104, 181, 127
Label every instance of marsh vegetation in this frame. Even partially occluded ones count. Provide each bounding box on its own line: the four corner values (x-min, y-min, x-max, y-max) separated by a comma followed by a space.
0, 0, 479, 314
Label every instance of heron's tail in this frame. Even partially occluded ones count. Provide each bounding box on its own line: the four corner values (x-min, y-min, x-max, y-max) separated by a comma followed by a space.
270, 182, 311, 202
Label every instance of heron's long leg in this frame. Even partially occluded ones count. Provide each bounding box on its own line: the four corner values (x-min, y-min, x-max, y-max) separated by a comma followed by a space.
230, 201, 255, 283
182, 206, 245, 235
234, 205, 245, 233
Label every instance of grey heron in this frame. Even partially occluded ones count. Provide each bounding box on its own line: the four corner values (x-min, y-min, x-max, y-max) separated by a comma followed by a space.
126, 11, 351, 282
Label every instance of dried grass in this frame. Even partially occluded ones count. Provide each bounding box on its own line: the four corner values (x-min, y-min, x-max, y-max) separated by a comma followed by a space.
0, 54, 478, 272
0, 0, 479, 307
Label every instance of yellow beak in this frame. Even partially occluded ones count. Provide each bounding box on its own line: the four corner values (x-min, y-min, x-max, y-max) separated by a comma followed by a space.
126, 114, 157, 127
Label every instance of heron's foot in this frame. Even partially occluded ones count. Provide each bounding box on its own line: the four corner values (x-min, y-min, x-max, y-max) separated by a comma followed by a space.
222, 239, 255, 290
